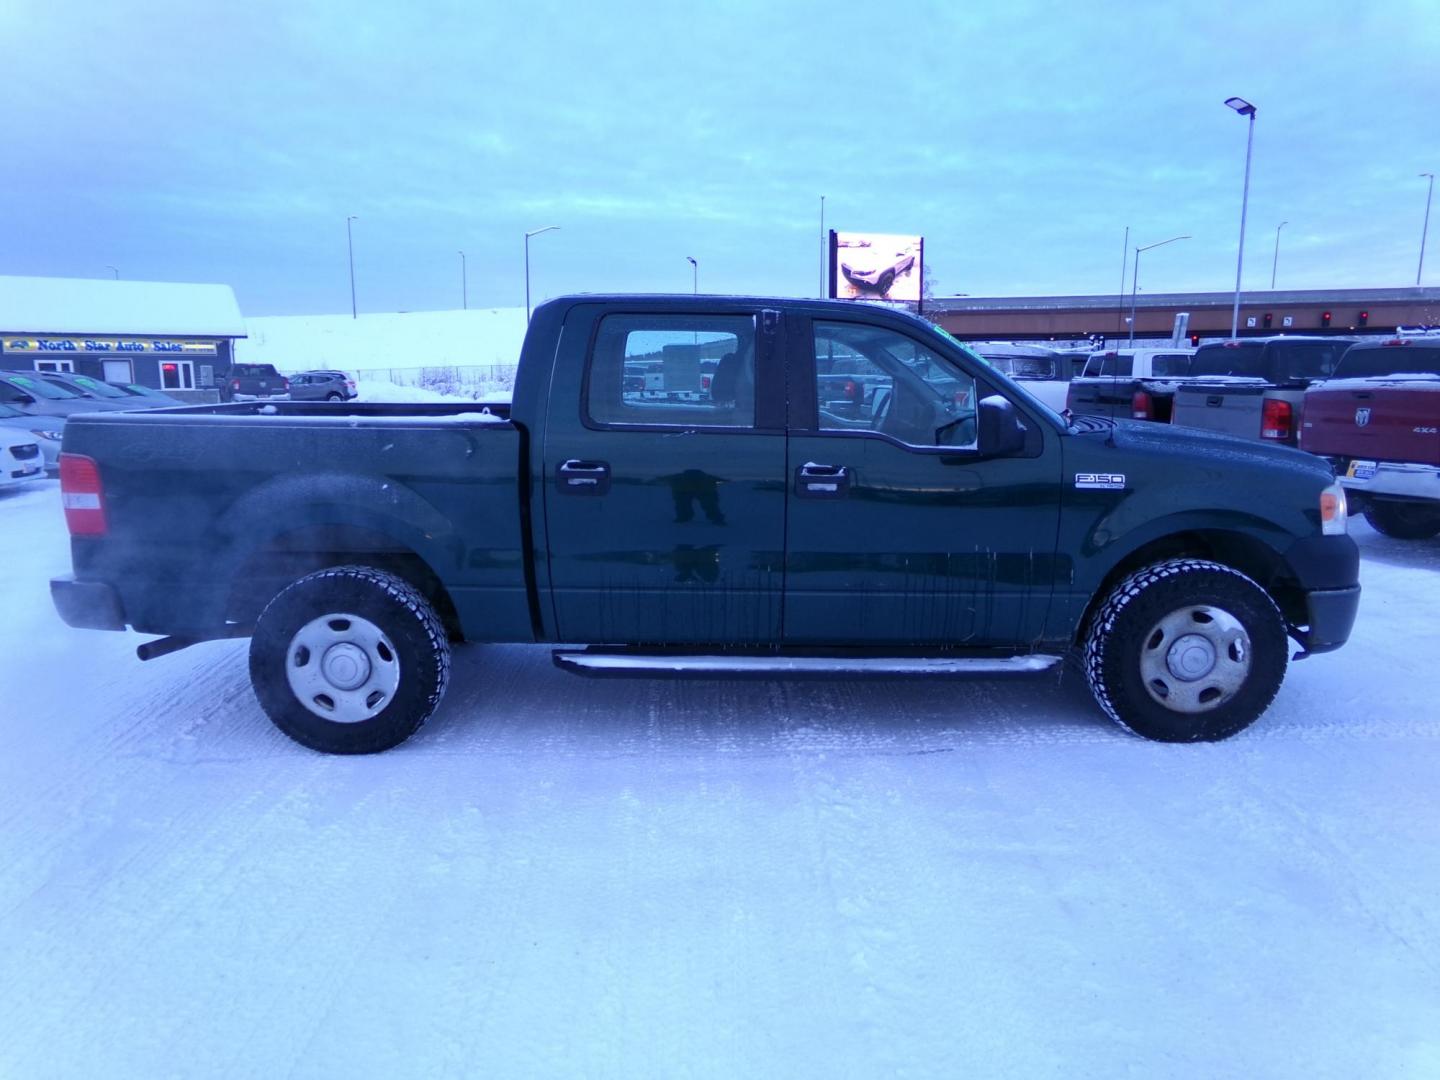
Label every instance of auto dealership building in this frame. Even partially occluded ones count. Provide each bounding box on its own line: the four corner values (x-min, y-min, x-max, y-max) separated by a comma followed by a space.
0, 275, 246, 397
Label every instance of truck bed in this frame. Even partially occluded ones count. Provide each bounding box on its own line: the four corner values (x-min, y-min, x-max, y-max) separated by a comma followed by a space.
57, 401, 532, 642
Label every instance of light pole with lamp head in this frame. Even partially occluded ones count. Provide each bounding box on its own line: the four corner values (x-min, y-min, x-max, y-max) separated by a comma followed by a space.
1225, 96, 1257, 337
686, 256, 697, 294
346, 215, 358, 319
105, 265, 118, 280
458, 250, 467, 310
525, 226, 560, 322
1271, 220, 1287, 290
1419, 172, 1434, 286
1129, 235, 1191, 344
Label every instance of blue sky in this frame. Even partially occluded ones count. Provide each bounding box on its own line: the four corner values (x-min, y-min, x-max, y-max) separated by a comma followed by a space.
2, 0, 1437, 315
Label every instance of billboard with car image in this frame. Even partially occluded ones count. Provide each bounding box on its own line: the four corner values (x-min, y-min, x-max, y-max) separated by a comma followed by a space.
828, 231, 923, 303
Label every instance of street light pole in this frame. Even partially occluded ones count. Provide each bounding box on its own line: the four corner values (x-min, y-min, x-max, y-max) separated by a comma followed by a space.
1129, 235, 1191, 345
105, 265, 118, 280
1271, 220, 1287, 290
346, 215, 358, 319
524, 226, 560, 323
459, 250, 467, 310
686, 256, 698, 294
1117, 225, 1129, 343
1225, 97, 1257, 338
819, 195, 826, 298
1419, 172, 1435, 286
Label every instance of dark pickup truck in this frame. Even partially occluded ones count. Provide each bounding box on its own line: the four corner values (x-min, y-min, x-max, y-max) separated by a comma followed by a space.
52, 295, 1359, 753
1300, 335, 1440, 539
1172, 336, 1356, 445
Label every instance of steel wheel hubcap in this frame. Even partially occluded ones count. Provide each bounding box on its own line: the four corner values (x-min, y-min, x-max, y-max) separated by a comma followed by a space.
285, 612, 401, 723
1139, 605, 1251, 714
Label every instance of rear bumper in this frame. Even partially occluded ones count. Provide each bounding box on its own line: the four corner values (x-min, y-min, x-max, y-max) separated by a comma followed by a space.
51, 575, 128, 631
1338, 461, 1440, 505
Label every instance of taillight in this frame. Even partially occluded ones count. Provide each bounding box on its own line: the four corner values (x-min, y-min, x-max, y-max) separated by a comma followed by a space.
844, 379, 859, 400
232, 379, 241, 390
701, 375, 712, 390
59, 453, 107, 536
282, 378, 291, 390
1131, 389, 1153, 419
1261, 398, 1294, 440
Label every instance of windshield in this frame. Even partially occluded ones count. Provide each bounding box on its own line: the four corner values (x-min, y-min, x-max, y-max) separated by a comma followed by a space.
4, 373, 79, 399
65, 374, 130, 398
1333, 345, 1440, 379
982, 355, 1059, 380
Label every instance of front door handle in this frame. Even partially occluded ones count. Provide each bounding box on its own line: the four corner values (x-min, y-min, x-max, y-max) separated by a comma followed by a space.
557, 459, 611, 496
795, 462, 850, 498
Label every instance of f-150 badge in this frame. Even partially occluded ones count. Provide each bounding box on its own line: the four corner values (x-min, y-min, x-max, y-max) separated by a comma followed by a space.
1075, 473, 1126, 490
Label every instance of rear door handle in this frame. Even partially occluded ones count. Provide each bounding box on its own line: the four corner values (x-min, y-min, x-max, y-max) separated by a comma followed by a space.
795, 462, 850, 498
557, 459, 611, 496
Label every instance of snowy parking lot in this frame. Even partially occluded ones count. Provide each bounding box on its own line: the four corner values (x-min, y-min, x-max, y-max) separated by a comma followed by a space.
2, 478, 1438, 1078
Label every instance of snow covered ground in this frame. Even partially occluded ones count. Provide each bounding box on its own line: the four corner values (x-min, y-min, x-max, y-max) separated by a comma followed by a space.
2, 480, 1438, 1078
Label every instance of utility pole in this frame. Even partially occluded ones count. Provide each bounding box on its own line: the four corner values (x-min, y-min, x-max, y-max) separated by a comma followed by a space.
459, 250, 467, 310
346, 215, 358, 319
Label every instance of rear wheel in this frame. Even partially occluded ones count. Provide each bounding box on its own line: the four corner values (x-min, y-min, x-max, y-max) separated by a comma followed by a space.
250, 566, 451, 753
325, 391, 344, 401
1084, 559, 1288, 742
1362, 500, 1440, 540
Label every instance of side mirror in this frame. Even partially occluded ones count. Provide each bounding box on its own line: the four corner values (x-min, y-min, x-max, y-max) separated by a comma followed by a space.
13, 394, 36, 406
978, 395, 1027, 456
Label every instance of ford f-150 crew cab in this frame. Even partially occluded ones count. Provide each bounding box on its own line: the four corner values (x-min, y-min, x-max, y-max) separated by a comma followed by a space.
1300, 335, 1440, 539
51, 295, 1360, 753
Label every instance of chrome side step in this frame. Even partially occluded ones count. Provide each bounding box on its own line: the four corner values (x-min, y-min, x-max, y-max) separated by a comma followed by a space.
553, 650, 1063, 678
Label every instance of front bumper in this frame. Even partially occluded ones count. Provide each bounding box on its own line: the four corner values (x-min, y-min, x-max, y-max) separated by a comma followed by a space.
51, 575, 128, 631
1294, 584, 1361, 655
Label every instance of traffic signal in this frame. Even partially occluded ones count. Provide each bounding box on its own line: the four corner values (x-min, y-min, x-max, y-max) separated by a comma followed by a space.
1189, 332, 1200, 347
1358, 310, 1369, 327
1321, 310, 1332, 327
1263, 313, 1273, 329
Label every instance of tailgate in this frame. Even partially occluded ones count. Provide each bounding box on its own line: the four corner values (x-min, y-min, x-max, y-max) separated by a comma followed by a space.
1172, 380, 1266, 438
1301, 383, 1440, 465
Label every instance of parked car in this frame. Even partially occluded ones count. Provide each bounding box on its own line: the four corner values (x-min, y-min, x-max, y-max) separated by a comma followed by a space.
968, 343, 1072, 412
109, 383, 187, 406
221, 363, 290, 402
0, 419, 45, 489
1067, 348, 1195, 422
287, 370, 357, 401
53, 294, 1357, 754
0, 370, 133, 418
1171, 336, 1355, 445
0, 403, 63, 474
38, 371, 146, 407
1300, 335, 1440, 539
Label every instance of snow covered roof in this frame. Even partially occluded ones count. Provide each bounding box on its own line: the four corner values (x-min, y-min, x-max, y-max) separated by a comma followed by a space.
0, 275, 246, 338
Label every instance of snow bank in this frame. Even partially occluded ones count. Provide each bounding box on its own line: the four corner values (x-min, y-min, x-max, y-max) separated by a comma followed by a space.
355, 378, 510, 404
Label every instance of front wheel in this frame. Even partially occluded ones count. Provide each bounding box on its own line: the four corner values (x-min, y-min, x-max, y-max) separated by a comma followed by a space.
250, 566, 451, 753
1084, 559, 1288, 742
1363, 500, 1440, 540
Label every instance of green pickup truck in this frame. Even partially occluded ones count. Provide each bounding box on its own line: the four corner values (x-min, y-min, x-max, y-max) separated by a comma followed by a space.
51, 295, 1360, 753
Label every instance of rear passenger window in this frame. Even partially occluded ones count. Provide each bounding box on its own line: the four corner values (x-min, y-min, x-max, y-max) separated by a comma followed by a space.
587, 314, 756, 429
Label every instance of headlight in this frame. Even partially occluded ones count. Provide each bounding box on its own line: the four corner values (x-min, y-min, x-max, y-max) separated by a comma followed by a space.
31, 429, 62, 441
1320, 482, 1348, 535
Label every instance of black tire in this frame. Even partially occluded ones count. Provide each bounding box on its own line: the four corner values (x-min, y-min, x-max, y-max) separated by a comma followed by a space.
1084, 558, 1288, 742
1362, 500, 1440, 540
250, 566, 451, 753
877, 269, 896, 295
325, 392, 344, 401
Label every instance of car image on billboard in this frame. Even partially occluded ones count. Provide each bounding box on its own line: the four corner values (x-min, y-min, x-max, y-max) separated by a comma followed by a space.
830, 231, 923, 302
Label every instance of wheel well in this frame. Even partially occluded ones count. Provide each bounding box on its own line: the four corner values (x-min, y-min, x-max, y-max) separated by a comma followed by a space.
1075, 530, 1301, 644
225, 524, 464, 640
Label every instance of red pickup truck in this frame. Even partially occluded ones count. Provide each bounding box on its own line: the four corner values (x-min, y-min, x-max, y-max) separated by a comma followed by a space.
1300, 336, 1440, 539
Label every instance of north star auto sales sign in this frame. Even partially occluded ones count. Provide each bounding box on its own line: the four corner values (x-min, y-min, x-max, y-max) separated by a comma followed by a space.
2, 337, 218, 354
